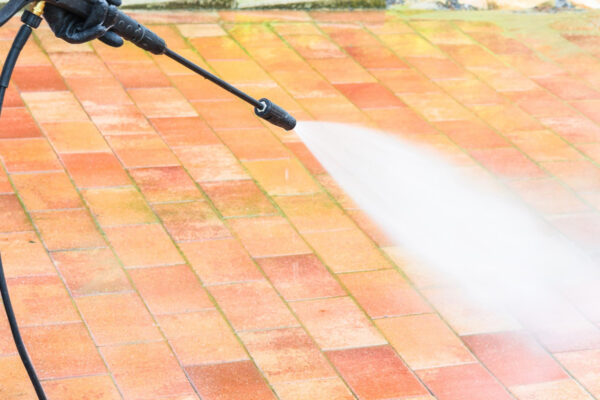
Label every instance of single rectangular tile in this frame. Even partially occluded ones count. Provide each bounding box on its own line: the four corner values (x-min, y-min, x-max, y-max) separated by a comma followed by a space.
104, 224, 184, 268
83, 186, 157, 227
275, 193, 354, 233
61, 152, 131, 188
158, 310, 248, 366
43, 121, 110, 153
129, 265, 213, 315
106, 134, 179, 168
291, 296, 386, 350
31, 209, 105, 251
150, 116, 220, 147
201, 180, 276, 217
376, 314, 475, 370
0, 195, 32, 233
340, 269, 431, 318
511, 379, 594, 400
186, 361, 277, 400
328, 345, 427, 399
418, 363, 513, 400
302, 229, 392, 273
179, 238, 262, 285
76, 292, 162, 346
209, 280, 298, 331
273, 378, 355, 400
51, 248, 131, 297
0, 138, 62, 172
128, 87, 197, 118
175, 144, 249, 182
153, 201, 230, 242
8, 275, 79, 325
228, 216, 311, 258
0, 231, 54, 278
102, 342, 195, 399
22, 323, 105, 379
42, 375, 121, 400
239, 327, 336, 382
129, 166, 203, 203
243, 158, 321, 195
463, 331, 567, 386
257, 254, 345, 301
218, 128, 289, 161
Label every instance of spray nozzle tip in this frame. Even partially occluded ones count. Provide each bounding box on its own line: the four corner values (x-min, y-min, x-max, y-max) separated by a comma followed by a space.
255, 98, 296, 131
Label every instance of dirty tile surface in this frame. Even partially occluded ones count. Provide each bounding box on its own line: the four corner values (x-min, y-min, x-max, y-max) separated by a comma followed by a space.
0, 9, 599, 400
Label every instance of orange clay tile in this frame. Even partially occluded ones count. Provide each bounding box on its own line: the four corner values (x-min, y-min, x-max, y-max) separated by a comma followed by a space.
102, 342, 195, 399
60, 152, 131, 188
186, 361, 277, 400
228, 216, 311, 257
21, 323, 105, 379
157, 310, 248, 365
129, 264, 213, 314
418, 363, 514, 400
209, 280, 298, 331
104, 223, 183, 268
0, 194, 32, 233
150, 116, 220, 147
11, 172, 82, 211
108, 62, 171, 89
21, 91, 89, 123
8, 275, 80, 325
51, 248, 131, 297
83, 186, 157, 227
0, 231, 54, 278
302, 228, 392, 273
510, 379, 595, 400
201, 179, 276, 217
174, 144, 249, 182
179, 238, 262, 285
555, 349, 600, 398
106, 134, 179, 168
153, 201, 230, 241
340, 269, 431, 318
129, 166, 203, 203
309, 57, 376, 84
469, 147, 546, 179
217, 128, 289, 161
31, 209, 105, 251
256, 254, 345, 301
76, 292, 162, 346
275, 192, 354, 232
507, 178, 590, 215
285, 141, 326, 175
86, 104, 155, 136
128, 87, 198, 118
273, 378, 355, 400
243, 158, 320, 195
42, 375, 122, 400
42, 121, 110, 153
327, 345, 427, 399
0, 138, 62, 173
376, 313, 475, 370
239, 327, 336, 381
0, 356, 37, 398
463, 331, 567, 386
505, 130, 583, 162
291, 296, 387, 350
0, 107, 42, 139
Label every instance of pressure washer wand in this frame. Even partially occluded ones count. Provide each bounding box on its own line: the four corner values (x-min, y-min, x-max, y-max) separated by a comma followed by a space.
163, 49, 296, 130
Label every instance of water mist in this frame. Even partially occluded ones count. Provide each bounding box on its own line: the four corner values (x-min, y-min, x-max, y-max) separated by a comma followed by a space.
296, 121, 600, 350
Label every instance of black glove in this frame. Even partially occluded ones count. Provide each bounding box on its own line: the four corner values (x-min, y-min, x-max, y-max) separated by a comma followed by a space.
43, 0, 124, 47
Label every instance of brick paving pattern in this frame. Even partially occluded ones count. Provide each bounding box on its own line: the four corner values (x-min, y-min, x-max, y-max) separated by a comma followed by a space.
0, 8, 599, 399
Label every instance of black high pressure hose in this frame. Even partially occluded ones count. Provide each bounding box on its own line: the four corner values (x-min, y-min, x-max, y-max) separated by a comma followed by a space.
0, 10, 48, 400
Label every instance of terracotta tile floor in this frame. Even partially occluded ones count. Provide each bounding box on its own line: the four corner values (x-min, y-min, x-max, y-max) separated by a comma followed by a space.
0, 8, 599, 400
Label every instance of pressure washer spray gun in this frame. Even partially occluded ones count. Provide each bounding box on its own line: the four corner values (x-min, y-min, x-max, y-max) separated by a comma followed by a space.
0, 2, 296, 399
0, 0, 297, 130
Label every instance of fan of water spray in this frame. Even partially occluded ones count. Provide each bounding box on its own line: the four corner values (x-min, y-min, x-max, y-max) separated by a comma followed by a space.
296, 121, 600, 347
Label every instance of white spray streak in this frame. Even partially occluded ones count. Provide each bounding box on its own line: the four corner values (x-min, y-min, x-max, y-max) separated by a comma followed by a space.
296, 122, 600, 337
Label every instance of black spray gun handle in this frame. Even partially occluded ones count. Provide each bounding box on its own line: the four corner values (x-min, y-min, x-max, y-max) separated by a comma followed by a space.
51, 0, 167, 54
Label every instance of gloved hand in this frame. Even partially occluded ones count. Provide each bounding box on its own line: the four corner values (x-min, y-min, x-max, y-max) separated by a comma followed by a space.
43, 0, 124, 47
